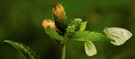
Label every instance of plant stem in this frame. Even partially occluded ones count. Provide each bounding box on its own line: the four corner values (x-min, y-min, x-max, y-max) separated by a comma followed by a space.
61, 43, 66, 59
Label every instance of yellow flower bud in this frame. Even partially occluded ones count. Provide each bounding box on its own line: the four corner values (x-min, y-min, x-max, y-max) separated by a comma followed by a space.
52, 3, 65, 19
42, 19, 57, 30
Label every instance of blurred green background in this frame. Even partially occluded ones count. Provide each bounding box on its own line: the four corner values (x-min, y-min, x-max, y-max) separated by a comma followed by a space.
0, 0, 135, 59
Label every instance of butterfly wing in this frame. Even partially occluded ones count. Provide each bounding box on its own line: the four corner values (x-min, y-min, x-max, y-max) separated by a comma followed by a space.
84, 41, 97, 56
109, 32, 128, 46
103, 27, 132, 46
107, 27, 132, 39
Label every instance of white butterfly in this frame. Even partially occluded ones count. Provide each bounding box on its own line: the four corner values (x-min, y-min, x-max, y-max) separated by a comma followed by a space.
103, 27, 132, 46
84, 41, 97, 56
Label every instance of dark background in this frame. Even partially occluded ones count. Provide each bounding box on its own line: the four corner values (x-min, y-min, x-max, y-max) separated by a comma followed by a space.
0, 0, 135, 59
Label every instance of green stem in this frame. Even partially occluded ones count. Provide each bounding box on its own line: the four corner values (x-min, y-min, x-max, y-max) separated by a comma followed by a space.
61, 43, 66, 59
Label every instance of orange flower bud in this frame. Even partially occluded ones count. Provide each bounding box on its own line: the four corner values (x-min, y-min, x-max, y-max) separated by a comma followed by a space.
52, 3, 65, 19
42, 19, 57, 30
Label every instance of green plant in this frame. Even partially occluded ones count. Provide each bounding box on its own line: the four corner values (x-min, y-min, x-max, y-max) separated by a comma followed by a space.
4, 40, 40, 59
1, 3, 132, 59
42, 3, 132, 59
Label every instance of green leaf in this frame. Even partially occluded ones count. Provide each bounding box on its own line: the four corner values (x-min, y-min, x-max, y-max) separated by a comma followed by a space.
66, 25, 76, 33
79, 21, 87, 31
4, 40, 40, 59
45, 26, 64, 41
72, 31, 109, 41
73, 18, 82, 23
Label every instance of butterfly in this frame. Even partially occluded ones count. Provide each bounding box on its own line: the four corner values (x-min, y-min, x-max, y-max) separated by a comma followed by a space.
103, 27, 132, 46
84, 41, 97, 56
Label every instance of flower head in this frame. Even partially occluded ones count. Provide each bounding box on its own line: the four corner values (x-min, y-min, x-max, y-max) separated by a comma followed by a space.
42, 19, 57, 30
52, 3, 65, 19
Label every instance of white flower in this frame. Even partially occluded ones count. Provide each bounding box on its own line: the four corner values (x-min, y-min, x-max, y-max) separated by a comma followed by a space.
103, 27, 132, 46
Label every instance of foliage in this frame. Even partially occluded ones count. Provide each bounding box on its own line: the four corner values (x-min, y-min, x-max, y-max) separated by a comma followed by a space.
72, 31, 109, 41
4, 40, 40, 59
